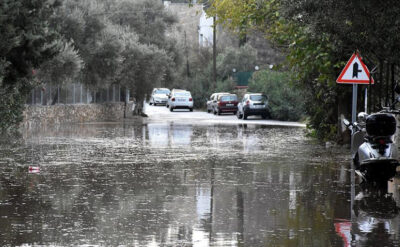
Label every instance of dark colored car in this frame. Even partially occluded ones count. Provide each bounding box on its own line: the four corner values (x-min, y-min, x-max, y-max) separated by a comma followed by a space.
214, 94, 238, 115
207, 92, 229, 113
237, 93, 269, 119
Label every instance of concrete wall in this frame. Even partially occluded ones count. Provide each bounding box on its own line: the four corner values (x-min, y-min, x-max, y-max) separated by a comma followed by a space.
22, 103, 134, 128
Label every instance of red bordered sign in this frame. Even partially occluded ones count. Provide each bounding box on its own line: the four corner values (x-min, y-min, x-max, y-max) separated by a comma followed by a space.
337, 52, 374, 84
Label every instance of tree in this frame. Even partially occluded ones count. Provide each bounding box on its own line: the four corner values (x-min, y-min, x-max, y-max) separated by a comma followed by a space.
216, 44, 257, 80
0, 0, 61, 131
208, 0, 400, 140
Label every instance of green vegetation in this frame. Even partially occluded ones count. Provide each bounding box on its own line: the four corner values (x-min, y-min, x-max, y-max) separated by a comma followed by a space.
181, 44, 258, 109
52, 0, 181, 111
0, 0, 61, 132
0, 0, 184, 131
248, 70, 305, 121
207, 0, 400, 140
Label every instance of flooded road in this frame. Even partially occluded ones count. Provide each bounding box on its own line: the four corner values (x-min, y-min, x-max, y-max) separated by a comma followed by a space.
0, 105, 400, 246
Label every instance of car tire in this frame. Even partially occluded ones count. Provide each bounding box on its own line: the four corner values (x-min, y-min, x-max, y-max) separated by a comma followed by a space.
149, 102, 153, 105
237, 111, 242, 119
213, 109, 217, 115
233, 111, 237, 115
190, 108, 193, 112
170, 106, 173, 112
207, 109, 211, 113
217, 110, 221, 115
262, 114, 267, 119
243, 112, 247, 120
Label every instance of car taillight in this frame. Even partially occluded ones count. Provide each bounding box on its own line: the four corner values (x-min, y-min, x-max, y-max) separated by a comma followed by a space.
218, 101, 223, 106
172, 97, 175, 101
189, 98, 193, 101
246, 100, 250, 105
378, 139, 386, 145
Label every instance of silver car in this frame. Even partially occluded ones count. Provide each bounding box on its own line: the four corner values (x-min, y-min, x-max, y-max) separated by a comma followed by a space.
237, 93, 269, 119
150, 88, 170, 106
168, 90, 193, 112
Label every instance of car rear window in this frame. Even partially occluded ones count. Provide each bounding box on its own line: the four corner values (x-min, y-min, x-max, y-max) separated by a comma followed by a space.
250, 95, 267, 101
220, 95, 237, 101
155, 90, 169, 94
175, 92, 191, 97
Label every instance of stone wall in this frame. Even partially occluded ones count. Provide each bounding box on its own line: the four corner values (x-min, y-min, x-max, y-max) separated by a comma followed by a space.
22, 103, 134, 128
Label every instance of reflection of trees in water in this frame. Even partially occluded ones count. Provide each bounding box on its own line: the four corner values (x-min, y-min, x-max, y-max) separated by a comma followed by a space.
0, 123, 355, 246
0, 153, 190, 245
0, 167, 52, 246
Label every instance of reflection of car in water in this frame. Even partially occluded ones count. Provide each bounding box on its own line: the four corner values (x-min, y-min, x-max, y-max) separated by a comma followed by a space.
147, 123, 169, 148
170, 124, 192, 146
146, 123, 192, 148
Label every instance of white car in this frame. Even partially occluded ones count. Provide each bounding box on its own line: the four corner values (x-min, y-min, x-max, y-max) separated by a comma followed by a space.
149, 88, 170, 106
168, 89, 193, 112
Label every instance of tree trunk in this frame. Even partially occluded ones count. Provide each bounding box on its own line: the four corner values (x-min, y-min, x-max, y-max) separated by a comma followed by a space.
132, 95, 147, 117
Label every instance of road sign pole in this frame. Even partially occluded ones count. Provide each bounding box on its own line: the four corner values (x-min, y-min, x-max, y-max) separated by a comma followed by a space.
364, 88, 368, 113
352, 84, 358, 123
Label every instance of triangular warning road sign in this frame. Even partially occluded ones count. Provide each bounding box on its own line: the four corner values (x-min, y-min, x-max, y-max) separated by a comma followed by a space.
337, 52, 374, 84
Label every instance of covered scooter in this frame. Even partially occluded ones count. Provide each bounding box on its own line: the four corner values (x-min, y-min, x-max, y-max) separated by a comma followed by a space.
344, 94, 400, 183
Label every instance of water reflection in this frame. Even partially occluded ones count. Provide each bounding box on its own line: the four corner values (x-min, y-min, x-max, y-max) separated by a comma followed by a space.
1, 122, 393, 246
335, 177, 400, 246
351, 178, 400, 246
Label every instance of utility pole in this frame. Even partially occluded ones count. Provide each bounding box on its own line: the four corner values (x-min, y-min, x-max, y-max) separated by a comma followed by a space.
184, 31, 190, 77
213, 15, 217, 88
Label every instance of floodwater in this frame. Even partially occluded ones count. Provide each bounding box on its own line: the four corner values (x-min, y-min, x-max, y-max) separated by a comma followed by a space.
1, 118, 400, 246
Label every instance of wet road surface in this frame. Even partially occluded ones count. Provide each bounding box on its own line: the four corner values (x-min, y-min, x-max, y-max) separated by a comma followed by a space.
0, 104, 400, 246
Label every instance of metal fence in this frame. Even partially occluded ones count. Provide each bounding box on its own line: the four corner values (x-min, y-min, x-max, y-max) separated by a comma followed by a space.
26, 83, 130, 105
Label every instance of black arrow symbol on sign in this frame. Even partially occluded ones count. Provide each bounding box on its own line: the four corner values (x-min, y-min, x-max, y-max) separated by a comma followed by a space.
352, 62, 362, 78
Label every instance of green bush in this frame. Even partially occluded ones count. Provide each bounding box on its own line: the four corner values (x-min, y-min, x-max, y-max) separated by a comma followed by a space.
248, 70, 305, 121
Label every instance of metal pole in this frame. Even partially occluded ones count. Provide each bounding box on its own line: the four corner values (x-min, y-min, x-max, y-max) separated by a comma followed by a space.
351, 84, 358, 123
57, 86, 60, 104
80, 84, 83, 103
364, 88, 368, 113
73, 83, 76, 104
118, 85, 121, 102
126, 88, 129, 103
351, 84, 358, 246
113, 85, 115, 102
107, 87, 109, 102
49, 85, 52, 105
212, 15, 217, 88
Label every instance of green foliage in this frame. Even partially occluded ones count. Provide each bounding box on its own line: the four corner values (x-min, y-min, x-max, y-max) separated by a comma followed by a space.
52, 0, 182, 105
0, 84, 26, 132
183, 44, 257, 109
37, 41, 84, 85
0, 0, 61, 131
248, 70, 305, 121
216, 44, 258, 80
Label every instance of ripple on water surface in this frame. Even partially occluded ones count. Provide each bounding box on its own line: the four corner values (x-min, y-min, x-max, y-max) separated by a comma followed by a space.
1, 122, 395, 247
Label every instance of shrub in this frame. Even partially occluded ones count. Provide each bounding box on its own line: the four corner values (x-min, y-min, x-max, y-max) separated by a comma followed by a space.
248, 70, 305, 121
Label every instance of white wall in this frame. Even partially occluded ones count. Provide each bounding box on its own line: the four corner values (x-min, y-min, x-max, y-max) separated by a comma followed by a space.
198, 10, 214, 47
